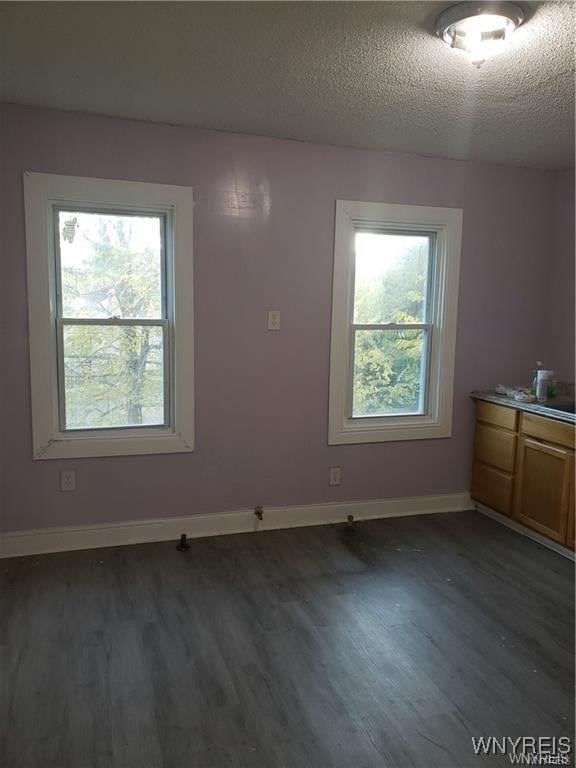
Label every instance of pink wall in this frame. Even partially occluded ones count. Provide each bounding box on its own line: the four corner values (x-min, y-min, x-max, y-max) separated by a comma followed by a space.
546, 170, 575, 381
0, 103, 572, 532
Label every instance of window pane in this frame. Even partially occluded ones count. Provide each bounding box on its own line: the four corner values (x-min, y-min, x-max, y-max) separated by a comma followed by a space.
353, 232, 430, 324
352, 329, 426, 417
58, 211, 163, 319
62, 325, 165, 429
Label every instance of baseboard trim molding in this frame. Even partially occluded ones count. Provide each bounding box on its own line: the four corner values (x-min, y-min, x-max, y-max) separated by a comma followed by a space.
476, 503, 575, 561
0, 492, 473, 559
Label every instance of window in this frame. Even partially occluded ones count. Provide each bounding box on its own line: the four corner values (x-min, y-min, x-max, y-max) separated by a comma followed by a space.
24, 173, 194, 458
329, 200, 462, 444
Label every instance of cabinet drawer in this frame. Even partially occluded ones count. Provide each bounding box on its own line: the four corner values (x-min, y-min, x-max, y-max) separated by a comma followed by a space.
475, 401, 517, 431
474, 422, 516, 473
471, 461, 514, 516
521, 412, 575, 450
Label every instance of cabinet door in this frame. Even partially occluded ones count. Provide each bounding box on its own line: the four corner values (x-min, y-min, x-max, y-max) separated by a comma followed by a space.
567, 454, 575, 550
514, 437, 571, 543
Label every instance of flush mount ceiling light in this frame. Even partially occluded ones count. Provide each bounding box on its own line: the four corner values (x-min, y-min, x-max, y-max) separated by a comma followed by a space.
436, 1, 525, 66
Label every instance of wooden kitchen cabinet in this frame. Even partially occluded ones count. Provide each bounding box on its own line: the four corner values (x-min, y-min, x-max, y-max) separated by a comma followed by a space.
513, 436, 571, 544
566, 454, 575, 550
471, 397, 575, 550
471, 401, 517, 516
513, 412, 575, 545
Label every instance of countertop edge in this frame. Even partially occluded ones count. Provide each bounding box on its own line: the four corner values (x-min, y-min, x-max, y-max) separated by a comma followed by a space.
470, 391, 576, 425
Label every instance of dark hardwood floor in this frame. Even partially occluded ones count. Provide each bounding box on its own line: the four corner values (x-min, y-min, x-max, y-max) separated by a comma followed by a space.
1, 511, 574, 768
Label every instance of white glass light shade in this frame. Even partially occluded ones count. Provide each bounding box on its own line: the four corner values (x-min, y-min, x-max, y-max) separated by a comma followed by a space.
436, 2, 524, 65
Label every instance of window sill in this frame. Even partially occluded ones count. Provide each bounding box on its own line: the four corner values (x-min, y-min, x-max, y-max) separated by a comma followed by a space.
34, 432, 194, 460
328, 415, 452, 445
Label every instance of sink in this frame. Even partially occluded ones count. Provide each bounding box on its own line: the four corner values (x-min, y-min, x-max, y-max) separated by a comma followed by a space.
543, 402, 576, 414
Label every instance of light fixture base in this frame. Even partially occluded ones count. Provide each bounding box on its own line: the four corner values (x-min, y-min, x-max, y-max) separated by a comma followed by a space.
435, 1, 524, 64
435, 1, 524, 41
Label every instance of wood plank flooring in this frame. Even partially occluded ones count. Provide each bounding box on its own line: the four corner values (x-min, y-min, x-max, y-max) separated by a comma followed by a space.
1, 511, 574, 768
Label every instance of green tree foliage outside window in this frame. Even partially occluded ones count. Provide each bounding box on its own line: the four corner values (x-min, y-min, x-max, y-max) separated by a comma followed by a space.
352, 234, 430, 417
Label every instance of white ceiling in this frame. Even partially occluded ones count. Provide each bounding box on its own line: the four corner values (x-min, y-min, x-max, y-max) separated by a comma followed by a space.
1, 1, 574, 169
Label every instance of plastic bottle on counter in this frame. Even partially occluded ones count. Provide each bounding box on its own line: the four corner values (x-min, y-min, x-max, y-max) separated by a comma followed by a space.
531, 361, 542, 395
536, 370, 554, 402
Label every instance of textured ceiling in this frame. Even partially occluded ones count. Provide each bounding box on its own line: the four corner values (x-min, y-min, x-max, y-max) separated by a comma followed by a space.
0, 1, 574, 169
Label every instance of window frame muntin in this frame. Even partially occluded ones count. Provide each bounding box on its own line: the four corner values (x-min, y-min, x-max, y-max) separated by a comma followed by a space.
24, 172, 194, 459
328, 200, 462, 445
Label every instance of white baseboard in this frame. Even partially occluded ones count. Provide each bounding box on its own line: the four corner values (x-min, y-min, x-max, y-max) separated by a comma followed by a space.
476, 502, 575, 561
0, 492, 473, 559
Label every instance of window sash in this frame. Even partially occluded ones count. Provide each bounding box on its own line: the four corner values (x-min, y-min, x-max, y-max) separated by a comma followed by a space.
348, 229, 436, 420
347, 324, 433, 419
353, 228, 436, 326
56, 318, 171, 433
52, 205, 173, 434
53, 206, 169, 321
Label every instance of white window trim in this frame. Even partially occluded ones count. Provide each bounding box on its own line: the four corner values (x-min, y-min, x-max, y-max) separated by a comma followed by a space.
328, 200, 463, 445
24, 172, 195, 459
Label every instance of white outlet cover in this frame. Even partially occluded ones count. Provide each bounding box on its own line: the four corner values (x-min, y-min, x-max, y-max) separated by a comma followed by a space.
329, 467, 341, 486
61, 469, 76, 492
267, 310, 281, 330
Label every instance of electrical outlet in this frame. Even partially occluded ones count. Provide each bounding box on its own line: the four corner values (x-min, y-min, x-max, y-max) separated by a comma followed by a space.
61, 470, 76, 492
267, 310, 281, 330
329, 467, 342, 486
